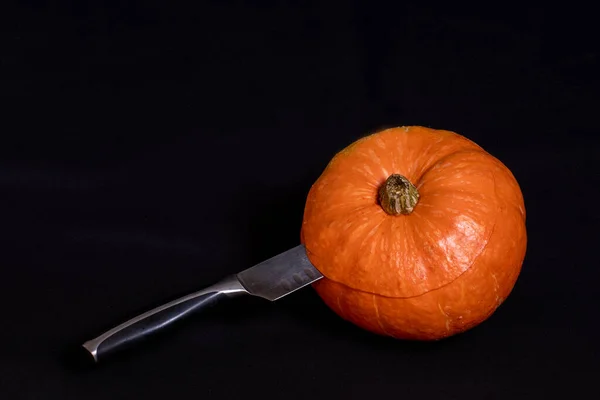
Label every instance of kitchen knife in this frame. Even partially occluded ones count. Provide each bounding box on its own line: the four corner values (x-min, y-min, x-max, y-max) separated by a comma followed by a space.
81, 244, 323, 363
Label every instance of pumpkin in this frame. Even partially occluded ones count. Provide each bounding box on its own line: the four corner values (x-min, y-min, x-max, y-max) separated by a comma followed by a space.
301, 126, 526, 340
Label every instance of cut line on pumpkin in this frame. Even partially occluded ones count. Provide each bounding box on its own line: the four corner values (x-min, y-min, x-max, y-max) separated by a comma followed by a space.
307, 218, 498, 300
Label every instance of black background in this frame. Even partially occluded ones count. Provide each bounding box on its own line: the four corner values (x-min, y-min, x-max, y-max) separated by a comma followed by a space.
1, 1, 598, 399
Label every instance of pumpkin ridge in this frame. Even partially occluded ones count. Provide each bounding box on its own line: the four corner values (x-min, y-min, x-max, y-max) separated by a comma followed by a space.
416, 148, 488, 186
371, 294, 390, 336
357, 216, 388, 258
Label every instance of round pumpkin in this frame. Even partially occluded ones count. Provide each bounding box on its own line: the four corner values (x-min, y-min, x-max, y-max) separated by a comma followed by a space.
301, 126, 527, 340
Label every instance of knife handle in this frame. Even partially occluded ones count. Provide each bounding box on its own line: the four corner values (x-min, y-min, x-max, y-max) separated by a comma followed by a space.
82, 275, 248, 363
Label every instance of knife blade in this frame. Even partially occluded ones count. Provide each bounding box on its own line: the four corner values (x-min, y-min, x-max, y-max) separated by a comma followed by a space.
81, 244, 322, 363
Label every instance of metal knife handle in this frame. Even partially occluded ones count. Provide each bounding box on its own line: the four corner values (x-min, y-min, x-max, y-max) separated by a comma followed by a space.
82, 275, 248, 362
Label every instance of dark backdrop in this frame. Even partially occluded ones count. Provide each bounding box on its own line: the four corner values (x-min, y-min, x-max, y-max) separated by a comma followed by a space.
1, 2, 598, 399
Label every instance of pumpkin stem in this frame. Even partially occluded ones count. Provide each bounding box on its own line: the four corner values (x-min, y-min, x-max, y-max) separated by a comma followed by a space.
378, 174, 420, 215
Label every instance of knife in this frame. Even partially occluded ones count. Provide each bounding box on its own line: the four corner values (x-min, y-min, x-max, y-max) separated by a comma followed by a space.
81, 244, 323, 363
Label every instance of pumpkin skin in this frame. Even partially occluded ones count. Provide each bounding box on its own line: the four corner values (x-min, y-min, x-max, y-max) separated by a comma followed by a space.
301, 126, 526, 340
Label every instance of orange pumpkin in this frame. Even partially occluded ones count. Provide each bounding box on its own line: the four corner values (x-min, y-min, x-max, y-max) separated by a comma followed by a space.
301, 126, 527, 340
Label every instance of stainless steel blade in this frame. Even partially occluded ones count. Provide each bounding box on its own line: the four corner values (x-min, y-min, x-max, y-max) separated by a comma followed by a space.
236, 244, 323, 301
